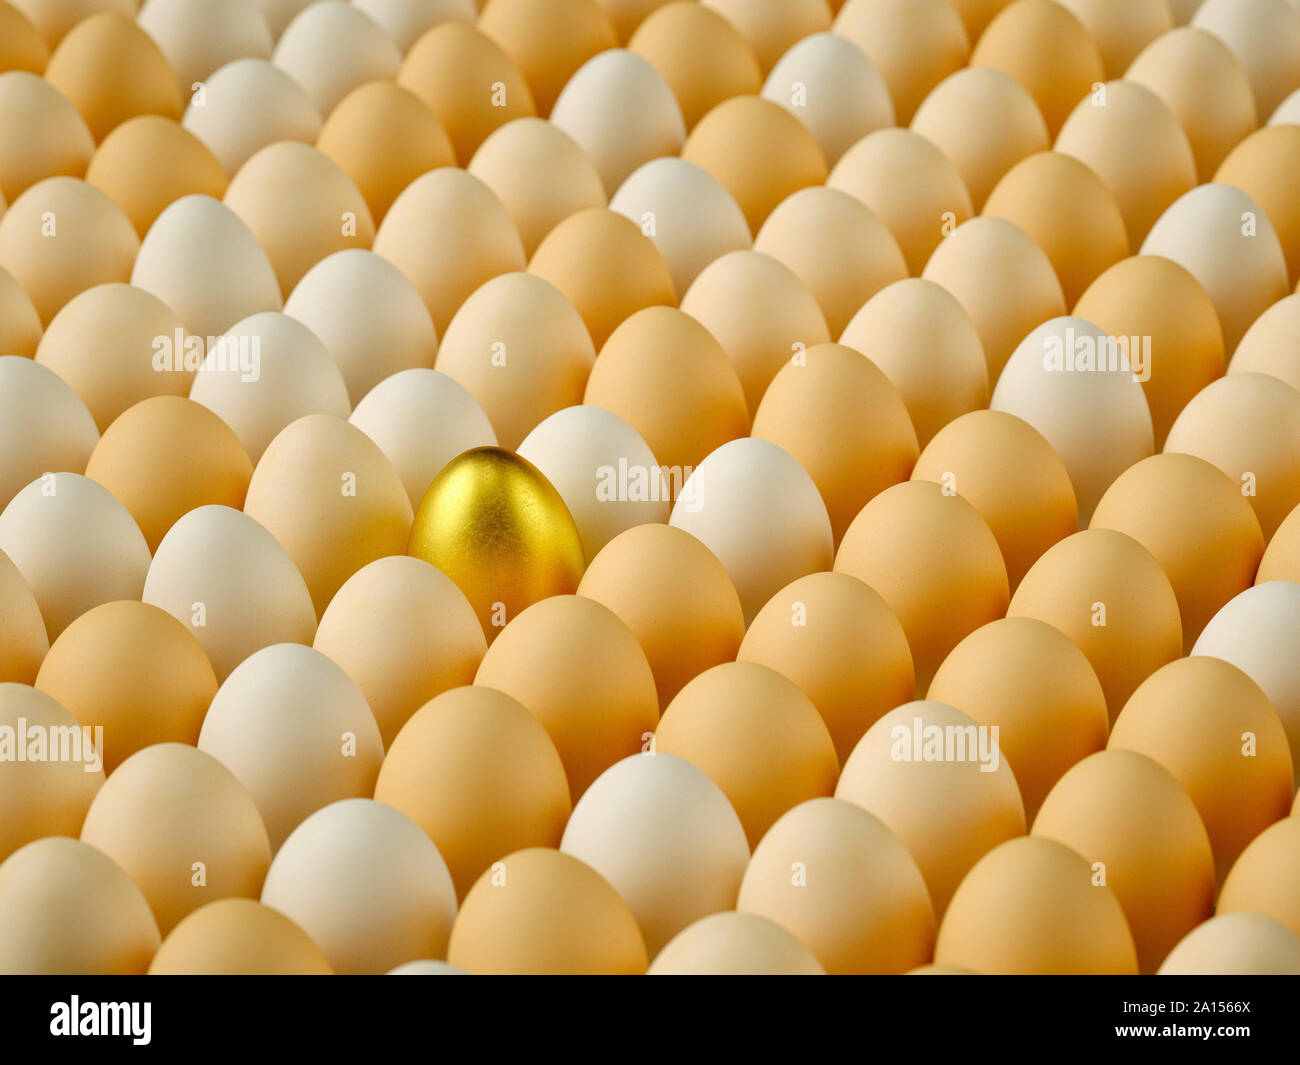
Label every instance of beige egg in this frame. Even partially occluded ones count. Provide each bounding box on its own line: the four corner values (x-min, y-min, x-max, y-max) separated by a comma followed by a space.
935, 836, 1136, 973
142, 504, 316, 681
447, 847, 647, 974
270, 0, 398, 116
0, 71, 93, 204
258, 0, 315, 40
584, 306, 749, 478
1233, 293, 1300, 391
374, 685, 570, 898
397, 22, 535, 163
0, 472, 148, 641
1165, 373, 1300, 539
353, 0, 477, 52
313, 556, 485, 747
0, 683, 102, 861
738, 571, 913, 764
0, 176, 137, 326
35, 600, 216, 771
468, 117, 606, 258
561, 752, 749, 957
910, 67, 1048, 211
0, 355, 97, 510
1111, 656, 1293, 879
130, 194, 282, 343
10, 0, 133, 51
0, 549, 45, 684
1127, 26, 1258, 181
627, 1, 761, 131
80, 743, 270, 935
0, 836, 158, 974
577, 522, 745, 709
680, 250, 829, 414
315, 81, 454, 226
680, 95, 827, 233
0, 263, 41, 357
921, 216, 1065, 381
836, 700, 1025, 917
911, 411, 1076, 589
1009, 529, 1182, 719
138, 0, 272, 90
35, 282, 192, 431
0, 1, 49, 73
198, 644, 382, 848
702, 0, 830, 75
187, 311, 350, 463
181, 57, 322, 177
760, 32, 893, 167
754, 187, 908, 339
1218, 816, 1300, 939
1158, 912, 1300, 975
1216, 125, 1300, 286
373, 168, 525, 337
655, 661, 839, 847
551, 49, 685, 196
434, 272, 593, 450
648, 911, 825, 975
1055, 0, 1173, 77
284, 249, 438, 404
970, 0, 1105, 138
591, 0, 674, 42
348, 369, 497, 508
1272, 86, 1300, 124
148, 897, 331, 974
1192, 0, 1300, 120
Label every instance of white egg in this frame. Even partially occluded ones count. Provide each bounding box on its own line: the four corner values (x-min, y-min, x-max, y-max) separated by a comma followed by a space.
137, 0, 273, 89
353, 0, 477, 53
0, 356, 98, 511
271, 0, 402, 116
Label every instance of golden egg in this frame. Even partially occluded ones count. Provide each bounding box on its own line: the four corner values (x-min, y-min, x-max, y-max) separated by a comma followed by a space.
1192, 0, 1300, 120
269, 0, 399, 117
935, 836, 1137, 973
148, 898, 332, 975
702, 0, 830, 75
0, 356, 97, 509
375, 685, 570, 898
1218, 816, 1300, 939
0, 1, 48, 73
313, 556, 485, 747
1009, 529, 1182, 720
34, 600, 217, 772
0, 263, 42, 358
0, 548, 46, 683
1233, 293, 1300, 392
1055, 0, 1173, 78
1158, 912, 1300, 975
139, 0, 272, 91
655, 661, 839, 848
1111, 656, 1293, 880
0, 71, 93, 204
1216, 125, 1300, 286
409, 447, 585, 639
448, 847, 647, 974
648, 911, 825, 975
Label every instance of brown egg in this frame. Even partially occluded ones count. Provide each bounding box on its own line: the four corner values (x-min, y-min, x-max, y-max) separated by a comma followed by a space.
1164, 373, 1300, 539
475, 595, 658, 798
139, 0, 272, 91
435, 272, 594, 450
578, 523, 745, 708
1091, 453, 1264, 650
929, 617, 1108, 820
970, 0, 1105, 138
528, 207, 675, 350
315, 81, 455, 226
398, 21, 535, 162
1216, 125, 1300, 285
1110, 656, 1294, 880
983, 151, 1128, 307
373, 168, 525, 337
833, 0, 971, 125
0, 683, 102, 862
655, 661, 839, 847
1158, 912, 1300, 975
0, 836, 158, 974
648, 911, 825, 975
9, 0, 134, 51
1074, 255, 1225, 448
680, 95, 827, 233
911, 410, 1077, 589
34, 600, 217, 772
584, 306, 749, 477
0, 71, 93, 205
737, 798, 935, 974
34, 282, 193, 431
448, 847, 647, 974
1218, 816, 1300, 939
0, 548, 46, 683
910, 66, 1049, 211
947, 0, 1013, 43
1232, 293, 1300, 392
1055, 0, 1173, 78
835, 481, 1009, 690
680, 250, 829, 414
738, 571, 914, 762
375, 685, 570, 898
0, 177, 137, 326
1259, 497, 1300, 582
243, 414, 412, 616
268, 0, 398, 117
468, 117, 606, 258
0, 264, 41, 357
313, 556, 485, 747
921, 216, 1066, 381
752, 342, 918, 543
627, 1, 761, 130
702, 0, 830, 75
935, 836, 1137, 973
592, 0, 673, 42
148, 898, 331, 975
0, 1, 48, 74
1191, 0, 1300, 120
43, 13, 181, 143
1009, 529, 1182, 719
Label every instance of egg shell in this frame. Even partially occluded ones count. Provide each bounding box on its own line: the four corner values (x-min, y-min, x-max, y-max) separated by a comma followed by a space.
0, 71, 94, 204
270, 0, 398, 116
648, 911, 825, 975
0, 548, 46, 683
702, 0, 830, 75
148, 897, 331, 975
0, 354, 98, 510
1158, 912, 1300, 975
